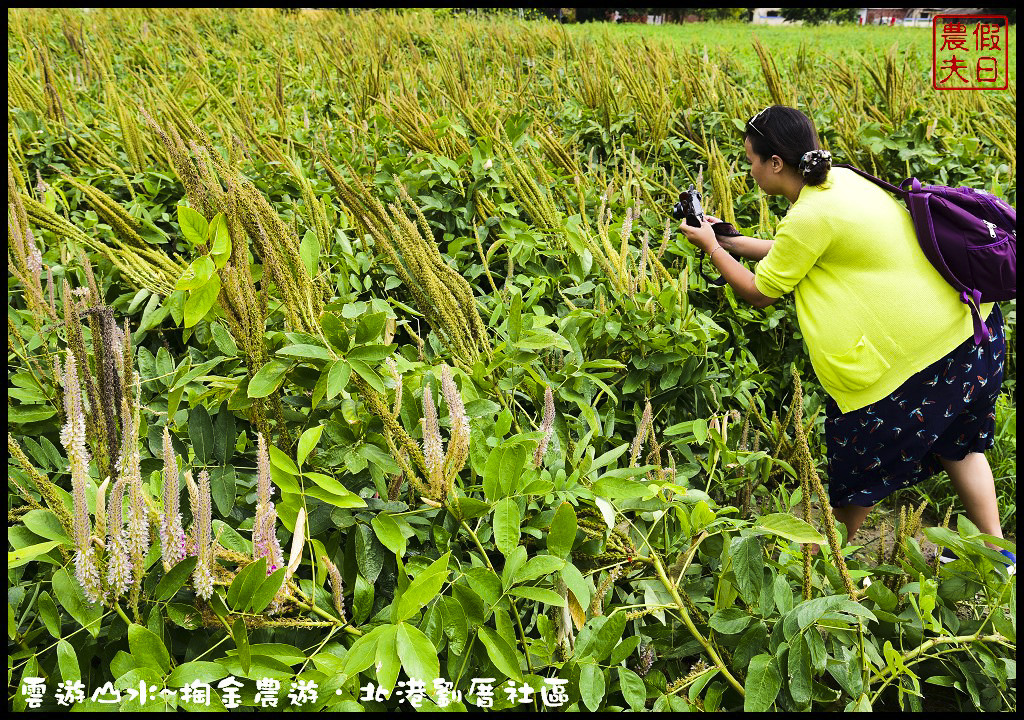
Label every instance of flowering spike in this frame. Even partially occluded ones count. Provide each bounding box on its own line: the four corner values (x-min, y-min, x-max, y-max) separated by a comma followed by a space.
59, 352, 102, 603
630, 400, 653, 467
119, 391, 149, 595
533, 385, 556, 468
439, 365, 470, 501
253, 433, 284, 606
422, 381, 444, 497
192, 470, 214, 600
185, 471, 200, 558
159, 427, 186, 571
256, 432, 274, 506
321, 554, 347, 624
60, 353, 91, 550
106, 476, 131, 599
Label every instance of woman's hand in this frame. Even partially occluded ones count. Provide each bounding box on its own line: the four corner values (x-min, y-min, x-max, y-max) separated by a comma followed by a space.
678, 217, 719, 252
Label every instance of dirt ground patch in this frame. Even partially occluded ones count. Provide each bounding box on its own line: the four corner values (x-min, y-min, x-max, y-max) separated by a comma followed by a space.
805, 499, 1016, 566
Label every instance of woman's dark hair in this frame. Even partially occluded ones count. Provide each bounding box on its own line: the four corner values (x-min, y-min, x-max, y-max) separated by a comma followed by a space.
744, 105, 831, 186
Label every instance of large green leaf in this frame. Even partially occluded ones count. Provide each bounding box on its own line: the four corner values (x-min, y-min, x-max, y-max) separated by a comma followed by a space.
326, 359, 351, 400
297, 424, 324, 467
178, 204, 209, 246
493, 498, 521, 558
341, 624, 390, 680
560, 561, 590, 611
268, 444, 300, 476
582, 610, 627, 662
175, 257, 215, 292
240, 643, 306, 666
302, 480, 367, 509
249, 567, 287, 614
588, 442, 630, 475
346, 344, 394, 363
513, 555, 565, 585
354, 311, 388, 344
8, 540, 62, 569
788, 633, 813, 707
277, 343, 332, 362
9, 405, 56, 424
754, 513, 825, 545
709, 608, 754, 634
300, 229, 320, 279
374, 624, 401, 693
57, 639, 81, 682
732, 535, 764, 607
355, 524, 384, 584
791, 594, 877, 630
509, 586, 565, 605
348, 358, 386, 395
498, 443, 529, 496
213, 520, 251, 555
21, 509, 69, 543
547, 502, 577, 558
592, 473, 657, 499
507, 286, 522, 343
154, 556, 198, 602
394, 552, 450, 623
227, 558, 267, 611
579, 662, 606, 711
51, 567, 102, 637
208, 213, 232, 268
482, 442, 528, 502
184, 274, 220, 328
478, 625, 523, 682
232, 616, 250, 675
37, 592, 61, 638
396, 622, 440, 687
210, 321, 238, 357
209, 466, 236, 518
166, 661, 230, 687
372, 512, 407, 558
128, 623, 171, 674
744, 653, 781, 711
438, 596, 469, 654
188, 404, 214, 464
212, 404, 236, 466
248, 360, 292, 398
618, 667, 647, 711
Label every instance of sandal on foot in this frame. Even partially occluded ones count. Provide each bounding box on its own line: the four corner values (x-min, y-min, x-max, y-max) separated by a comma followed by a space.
940, 547, 1016, 572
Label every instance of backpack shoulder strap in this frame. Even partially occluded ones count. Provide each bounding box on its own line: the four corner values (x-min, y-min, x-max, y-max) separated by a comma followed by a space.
833, 163, 907, 196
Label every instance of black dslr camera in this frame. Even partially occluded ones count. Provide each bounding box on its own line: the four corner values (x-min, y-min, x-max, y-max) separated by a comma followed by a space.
672, 184, 741, 287
672, 184, 705, 228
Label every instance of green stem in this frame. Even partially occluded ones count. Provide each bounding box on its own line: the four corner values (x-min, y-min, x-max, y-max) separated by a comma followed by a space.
290, 595, 362, 636
190, 634, 231, 663
868, 633, 1010, 689
454, 632, 479, 687
113, 601, 132, 626
458, 517, 537, 690
868, 634, 1010, 704
650, 551, 745, 698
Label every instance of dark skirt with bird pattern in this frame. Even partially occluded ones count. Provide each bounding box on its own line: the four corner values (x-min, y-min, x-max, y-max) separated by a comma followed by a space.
824, 305, 1006, 508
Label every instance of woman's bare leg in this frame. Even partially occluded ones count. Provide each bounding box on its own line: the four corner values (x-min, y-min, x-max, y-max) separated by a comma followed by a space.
940, 453, 1005, 548
832, 504, 874, 544
809, 504, 873, 555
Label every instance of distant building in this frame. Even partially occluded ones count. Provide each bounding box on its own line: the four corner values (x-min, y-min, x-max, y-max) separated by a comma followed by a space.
751, 8, 789, 25
859, 8, 986, 27
750, 7, 987, 27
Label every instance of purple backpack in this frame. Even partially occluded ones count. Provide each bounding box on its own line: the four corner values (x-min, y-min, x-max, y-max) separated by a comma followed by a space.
836, 164, 1016, 344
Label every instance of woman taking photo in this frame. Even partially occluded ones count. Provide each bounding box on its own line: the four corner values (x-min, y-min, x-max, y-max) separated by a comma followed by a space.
678, 105, 1012, 563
